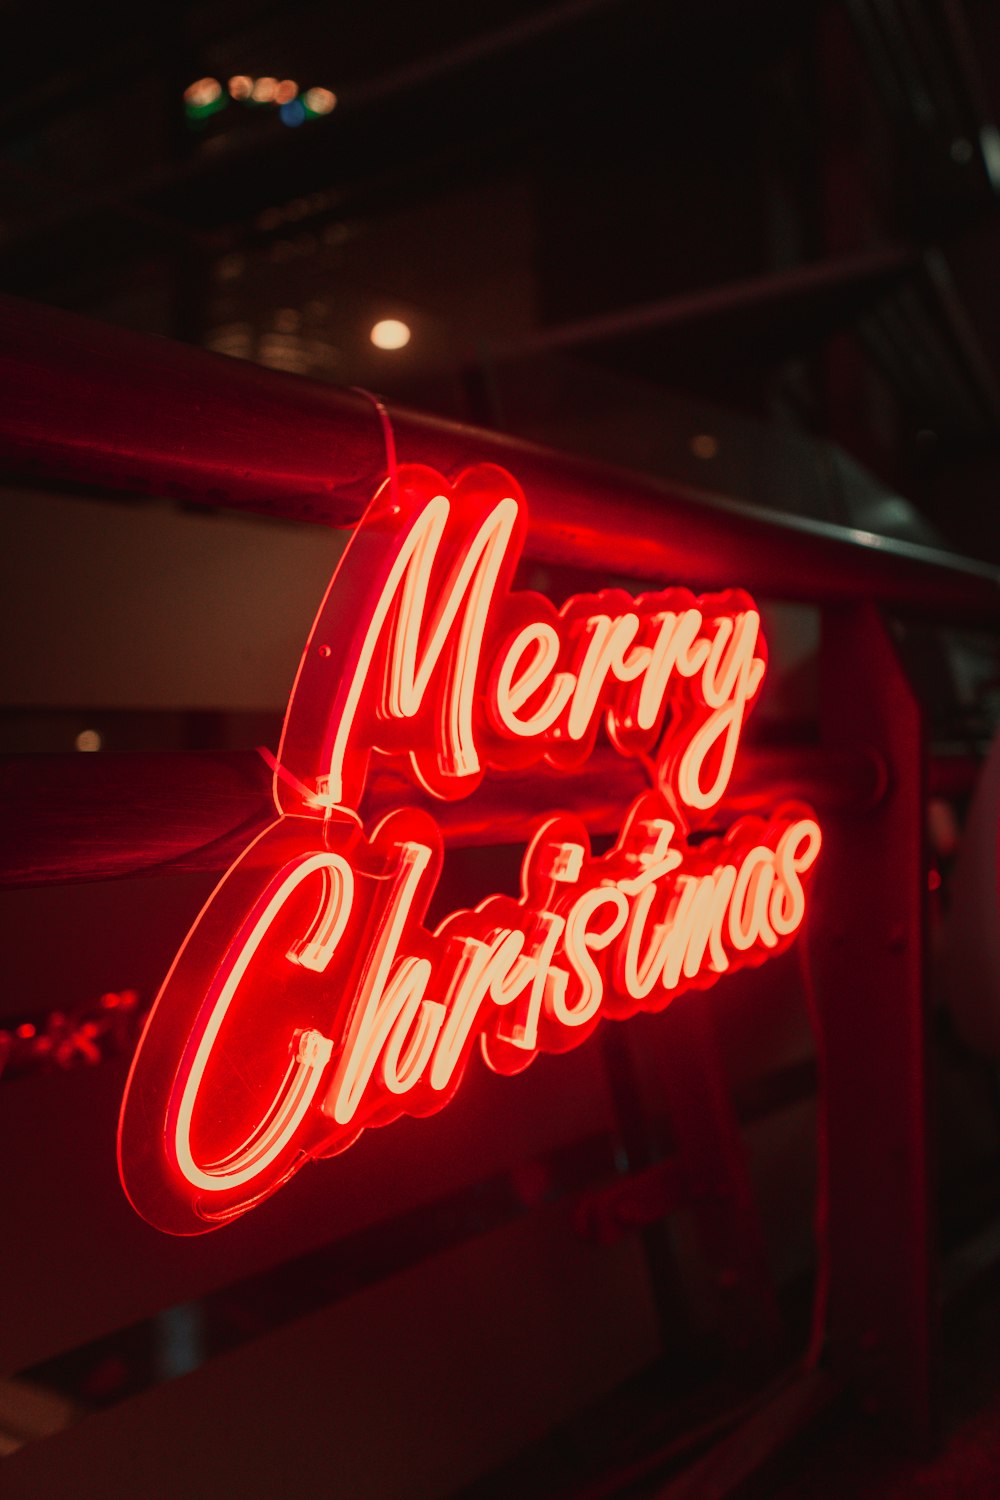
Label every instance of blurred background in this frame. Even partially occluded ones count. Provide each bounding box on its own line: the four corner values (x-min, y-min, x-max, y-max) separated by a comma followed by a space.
3, 3, 1000, 1496
3, 0, 1000, 557
4, 0, 1000, 752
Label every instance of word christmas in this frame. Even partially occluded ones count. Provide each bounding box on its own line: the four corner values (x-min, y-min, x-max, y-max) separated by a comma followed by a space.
119, 462, 821, 1234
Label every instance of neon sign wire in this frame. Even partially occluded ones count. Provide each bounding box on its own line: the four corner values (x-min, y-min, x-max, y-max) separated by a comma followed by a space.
118, 461, 821, 1234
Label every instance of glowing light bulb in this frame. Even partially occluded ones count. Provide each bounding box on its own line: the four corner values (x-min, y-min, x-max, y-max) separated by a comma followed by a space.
370, 319, 411, 351
303, 87, 337, 116
228, 75, 253, 101
184, 78, 222, 109
75, 729, 102, 752
252, 76, 278, 103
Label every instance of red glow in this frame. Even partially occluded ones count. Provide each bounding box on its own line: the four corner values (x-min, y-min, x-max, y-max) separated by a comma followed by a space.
275, 464, 768, 813
118, 463, 821, 1234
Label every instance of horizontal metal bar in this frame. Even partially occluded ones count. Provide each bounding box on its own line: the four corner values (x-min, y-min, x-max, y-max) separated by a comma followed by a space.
490, 245, 916, 358
1, 295, 998, 621
0, 745, 884, 888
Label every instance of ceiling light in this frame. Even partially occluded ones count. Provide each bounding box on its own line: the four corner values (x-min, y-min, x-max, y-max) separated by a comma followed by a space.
184, 78, 222, 109
303, 87, 337, 117
370, 319, 411, 351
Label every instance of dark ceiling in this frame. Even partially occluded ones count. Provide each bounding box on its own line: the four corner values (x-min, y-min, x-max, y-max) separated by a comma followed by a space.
4, 0, 1000, 562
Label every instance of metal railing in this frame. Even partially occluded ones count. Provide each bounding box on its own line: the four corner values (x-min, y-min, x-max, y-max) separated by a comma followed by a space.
1, 292, 998, 621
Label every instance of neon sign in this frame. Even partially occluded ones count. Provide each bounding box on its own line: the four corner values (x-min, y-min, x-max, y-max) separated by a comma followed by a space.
118, 463, 821, 1234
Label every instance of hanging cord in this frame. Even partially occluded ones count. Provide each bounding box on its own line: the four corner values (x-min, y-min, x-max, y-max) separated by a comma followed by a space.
350, 385, 401, 509
256, 387, 401, 815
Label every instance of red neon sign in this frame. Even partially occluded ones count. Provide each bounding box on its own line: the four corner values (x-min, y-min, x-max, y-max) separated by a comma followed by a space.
118, 463, 821, 1234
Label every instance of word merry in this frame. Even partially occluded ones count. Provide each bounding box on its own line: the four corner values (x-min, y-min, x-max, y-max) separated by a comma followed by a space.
276, 463, 767, 813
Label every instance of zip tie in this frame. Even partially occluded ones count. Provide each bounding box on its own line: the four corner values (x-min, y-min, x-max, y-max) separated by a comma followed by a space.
256, 745, 361, 828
